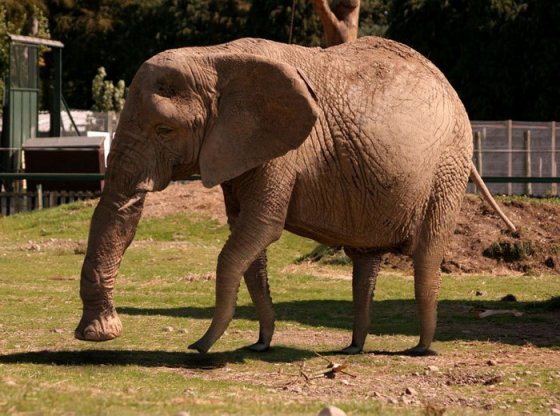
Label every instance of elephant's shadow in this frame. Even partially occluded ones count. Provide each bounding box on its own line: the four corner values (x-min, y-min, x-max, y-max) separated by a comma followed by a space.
118, 297, 560, 348
0, 346, 315, 369
1, 298, 557, 369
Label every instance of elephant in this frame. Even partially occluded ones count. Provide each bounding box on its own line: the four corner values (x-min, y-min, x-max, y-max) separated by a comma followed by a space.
74, 36, 515, 355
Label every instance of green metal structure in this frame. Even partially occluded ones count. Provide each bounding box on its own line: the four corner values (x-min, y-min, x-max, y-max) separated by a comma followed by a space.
1, 34, 64, 174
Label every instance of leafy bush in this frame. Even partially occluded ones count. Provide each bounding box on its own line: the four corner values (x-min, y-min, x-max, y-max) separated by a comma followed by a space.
91, 67, 126, 112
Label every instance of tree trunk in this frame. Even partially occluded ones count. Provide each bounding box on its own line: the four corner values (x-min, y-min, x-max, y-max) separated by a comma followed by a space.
310, 0, 360, 46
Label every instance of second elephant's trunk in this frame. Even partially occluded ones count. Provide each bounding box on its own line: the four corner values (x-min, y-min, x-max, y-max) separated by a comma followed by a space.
75, 190, 145, 341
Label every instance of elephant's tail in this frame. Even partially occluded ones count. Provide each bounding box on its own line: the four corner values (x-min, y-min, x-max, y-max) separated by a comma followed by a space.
470, 161, 517, 232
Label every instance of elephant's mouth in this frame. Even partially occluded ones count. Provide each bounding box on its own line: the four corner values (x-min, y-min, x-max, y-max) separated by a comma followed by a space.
171, 163, 198, 181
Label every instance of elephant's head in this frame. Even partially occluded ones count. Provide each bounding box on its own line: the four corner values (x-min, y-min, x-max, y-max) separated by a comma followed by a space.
108, 50, 319, 193
75, 48, 319, 341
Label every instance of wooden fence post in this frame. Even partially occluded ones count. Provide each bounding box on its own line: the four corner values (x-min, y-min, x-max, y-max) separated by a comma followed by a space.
507, 120, 513, 195
524, 130, 532, 196
36, 184, 43, 210
474, 131, 483, 175
49, 191, 56, 208
551, 121, 558, 196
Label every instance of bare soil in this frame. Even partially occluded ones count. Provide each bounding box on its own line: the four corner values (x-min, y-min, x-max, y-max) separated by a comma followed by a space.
145, 181, 560, 276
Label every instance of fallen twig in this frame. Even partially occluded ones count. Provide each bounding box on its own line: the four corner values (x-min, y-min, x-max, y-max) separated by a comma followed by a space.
472, 308, 524, 318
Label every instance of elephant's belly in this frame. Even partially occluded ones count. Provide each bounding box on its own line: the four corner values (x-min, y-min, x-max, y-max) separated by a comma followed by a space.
285, 183, 426, 250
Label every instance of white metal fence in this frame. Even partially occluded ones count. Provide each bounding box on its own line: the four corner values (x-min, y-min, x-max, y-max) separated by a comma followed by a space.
469, 121, 559, 196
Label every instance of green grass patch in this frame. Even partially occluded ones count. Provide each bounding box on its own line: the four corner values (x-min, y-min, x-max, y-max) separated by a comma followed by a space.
1, 200, 559, 415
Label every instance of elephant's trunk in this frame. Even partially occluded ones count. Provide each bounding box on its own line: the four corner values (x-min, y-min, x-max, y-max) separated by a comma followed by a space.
75, 190, 145, 341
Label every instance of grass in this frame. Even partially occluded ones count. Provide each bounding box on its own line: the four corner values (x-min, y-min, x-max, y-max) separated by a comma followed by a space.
496, 195, 560, 205
1, 200, 559, 415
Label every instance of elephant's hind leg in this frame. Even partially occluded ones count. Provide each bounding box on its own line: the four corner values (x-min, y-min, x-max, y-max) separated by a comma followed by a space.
407, 251, 442, 356
244, 250, 275, 352
408, 152, 470, 356
341, 247, 382, 354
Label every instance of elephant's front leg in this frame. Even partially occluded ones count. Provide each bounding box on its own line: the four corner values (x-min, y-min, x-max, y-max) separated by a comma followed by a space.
75, 192, 145, 341
188, 160, 295, 353
221, 185, 275, 352
243, 251, 275, 352
342, 248, 382, 354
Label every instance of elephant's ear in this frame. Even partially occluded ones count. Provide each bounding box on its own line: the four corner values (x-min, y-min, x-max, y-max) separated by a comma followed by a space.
199, 55, 319, 188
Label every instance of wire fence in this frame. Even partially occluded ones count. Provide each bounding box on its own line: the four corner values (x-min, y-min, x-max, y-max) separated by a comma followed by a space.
0, 119, 559, 216
469, 120, 559, 196
0, 187, 99, 216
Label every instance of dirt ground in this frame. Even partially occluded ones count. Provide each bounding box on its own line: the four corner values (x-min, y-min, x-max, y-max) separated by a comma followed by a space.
140, 182, 560, 414
144, 181, 560, 276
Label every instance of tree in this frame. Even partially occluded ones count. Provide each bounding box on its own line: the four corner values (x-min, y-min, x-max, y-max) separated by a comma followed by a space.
48, 0, 249, 109
0, 1, 50, 114
387, 0, 560, 120
91, 67, 125, 112
246, 0, 323, 46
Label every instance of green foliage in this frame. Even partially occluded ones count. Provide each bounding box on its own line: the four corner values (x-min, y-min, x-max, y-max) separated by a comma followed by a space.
359, 0, 392, 37
246, 0, 323, 46
483, 240, 535, 262
0, 1, 50, 113
91, 66, 126, 112
387, 0, 560, 120
48, 0, 250, 108
296, 244, 351, 266
9, 0, 554, 120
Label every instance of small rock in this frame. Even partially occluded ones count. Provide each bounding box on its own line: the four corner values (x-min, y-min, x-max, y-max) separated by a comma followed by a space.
501, 294, 518, 302
524, 370, 532, 375
162, 326, 174, 332
51, 328, 64, 334
544, 257, 555, 268
405, 387, 417, 396
179, 328, 188, 334
341, 379, 350, 386
476, 290, 487, 296
317, 405, 346, 416
530, 382, 542, 388
487, 359, 498, 366
388, 398, 399, 405
401, 396, 415, 405
174, 412, 190, 416
426, 365, 440, 372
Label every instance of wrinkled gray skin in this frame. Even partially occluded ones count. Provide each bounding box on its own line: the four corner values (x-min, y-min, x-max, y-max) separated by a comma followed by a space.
75, 37, 515, 355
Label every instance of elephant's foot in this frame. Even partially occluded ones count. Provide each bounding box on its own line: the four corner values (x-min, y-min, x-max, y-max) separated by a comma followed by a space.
247, 341, 269, 352
402, 345, 438, 357
246, 333, 271, 352
188, 337, 213, 354
341, 342, 364, 355
75, 308, 122, 342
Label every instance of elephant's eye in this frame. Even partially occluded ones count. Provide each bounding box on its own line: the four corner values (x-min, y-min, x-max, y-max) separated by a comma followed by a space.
156, 125, 173, 137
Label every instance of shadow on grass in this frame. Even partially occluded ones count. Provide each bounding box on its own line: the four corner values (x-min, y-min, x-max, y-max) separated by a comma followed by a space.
118, 297, 560, 348
0, 346, 315, 368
